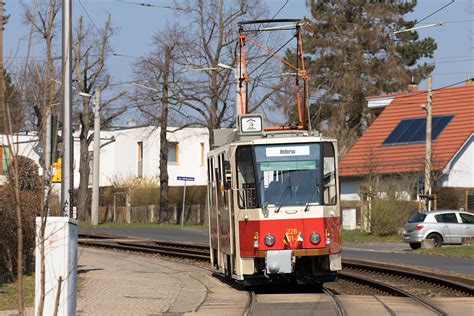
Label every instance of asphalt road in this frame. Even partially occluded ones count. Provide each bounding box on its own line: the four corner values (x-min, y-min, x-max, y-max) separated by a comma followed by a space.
79, 226, 474, 276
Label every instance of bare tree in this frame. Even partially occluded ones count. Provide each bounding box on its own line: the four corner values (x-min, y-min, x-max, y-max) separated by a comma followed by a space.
23, 0, 61, 135
133, 25, 191, 217
169, 0, 268, 146
21, 2, 62, 313
73, 15, 125, 219
2, 3, 26, 313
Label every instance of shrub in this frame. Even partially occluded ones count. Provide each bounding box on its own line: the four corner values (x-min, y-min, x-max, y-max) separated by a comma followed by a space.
432, 186, 470, 210
0, 187, 41, 281
369, 198, 417, 236
7, 156, 41, 192
104, 175, 207, 207
0, 156, 41, 281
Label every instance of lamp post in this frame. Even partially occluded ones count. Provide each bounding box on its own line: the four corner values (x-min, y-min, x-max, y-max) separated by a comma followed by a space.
62, 0, 73, 217
194, 62, 244, 126
79, 87, 101, 226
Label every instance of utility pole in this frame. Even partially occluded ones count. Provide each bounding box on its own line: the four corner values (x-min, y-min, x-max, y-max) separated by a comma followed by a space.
61, 0, 73, 217
424, 76, 433, 211
44, 111, 52, 214
91, 86, 100, 226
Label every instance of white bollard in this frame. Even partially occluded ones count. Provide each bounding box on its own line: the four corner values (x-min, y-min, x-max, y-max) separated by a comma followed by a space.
35, 217, 78, 316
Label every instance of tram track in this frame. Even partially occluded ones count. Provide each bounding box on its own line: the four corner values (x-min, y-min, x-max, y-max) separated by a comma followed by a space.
341, 259, 474, 296
337, 271, 448, 315
78, 233, 210, 261
79, 234, 474, 316
321, 287, 346, 316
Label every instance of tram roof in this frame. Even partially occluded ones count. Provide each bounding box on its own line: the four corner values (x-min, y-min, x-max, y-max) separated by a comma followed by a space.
210, 128, 337, 154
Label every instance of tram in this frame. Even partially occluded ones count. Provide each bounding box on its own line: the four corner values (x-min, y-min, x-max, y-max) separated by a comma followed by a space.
207, 19, 341, 285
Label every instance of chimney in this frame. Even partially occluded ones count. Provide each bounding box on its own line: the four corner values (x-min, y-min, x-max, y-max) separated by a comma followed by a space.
465, 77, 473, 86
408, 84, 418, 93
408, 75, 418, 92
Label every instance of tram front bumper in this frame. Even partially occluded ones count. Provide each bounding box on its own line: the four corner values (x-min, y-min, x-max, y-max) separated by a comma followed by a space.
266, 250, 293, 274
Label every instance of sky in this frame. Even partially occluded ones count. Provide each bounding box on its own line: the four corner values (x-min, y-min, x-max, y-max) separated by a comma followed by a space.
3, 0, 473, 94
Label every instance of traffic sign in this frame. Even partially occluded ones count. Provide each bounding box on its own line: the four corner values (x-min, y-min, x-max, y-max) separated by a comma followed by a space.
177, 176, 195, 181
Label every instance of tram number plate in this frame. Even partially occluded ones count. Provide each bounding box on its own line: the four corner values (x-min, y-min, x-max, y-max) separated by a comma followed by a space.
286, 228, 298, 243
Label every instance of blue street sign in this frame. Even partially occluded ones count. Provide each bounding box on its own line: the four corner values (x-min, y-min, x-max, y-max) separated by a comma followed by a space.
177, 176, 195, 181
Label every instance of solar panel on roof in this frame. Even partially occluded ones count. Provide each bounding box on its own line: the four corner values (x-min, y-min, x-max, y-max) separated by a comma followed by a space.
396, 118, 424, 143
383, 115, 454, 145
432, 116, 453, 140
383, 119, 413, 144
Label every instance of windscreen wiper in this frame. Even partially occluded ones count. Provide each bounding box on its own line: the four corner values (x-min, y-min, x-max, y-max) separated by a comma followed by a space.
303, 184, 320, 212
275, 185, 291, 213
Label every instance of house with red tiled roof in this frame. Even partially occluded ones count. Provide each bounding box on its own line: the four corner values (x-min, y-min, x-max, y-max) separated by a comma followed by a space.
339, 81, 474, 202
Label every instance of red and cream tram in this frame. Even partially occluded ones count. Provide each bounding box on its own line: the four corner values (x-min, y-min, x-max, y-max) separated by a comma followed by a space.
207, 127, 341, 284
207, 19, 341, 284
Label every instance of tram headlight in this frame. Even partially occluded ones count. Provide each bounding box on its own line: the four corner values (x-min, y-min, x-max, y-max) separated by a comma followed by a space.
310, 232, 321, 245
264, 234, 275, 247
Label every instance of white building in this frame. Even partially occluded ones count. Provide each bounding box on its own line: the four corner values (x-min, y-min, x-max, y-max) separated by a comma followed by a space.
0, 126, 210, 187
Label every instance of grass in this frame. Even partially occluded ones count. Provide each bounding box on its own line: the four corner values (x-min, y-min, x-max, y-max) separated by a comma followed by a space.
0, 274, 85, 311
0, 274, 35, 311
415, 245, 474, 258
79, 221, 208, 230
342, 229, 401, 243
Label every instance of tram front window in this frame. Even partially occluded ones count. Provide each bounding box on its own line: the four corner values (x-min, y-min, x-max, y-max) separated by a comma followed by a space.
236, 143, 322, 209
256, 144, 321, 207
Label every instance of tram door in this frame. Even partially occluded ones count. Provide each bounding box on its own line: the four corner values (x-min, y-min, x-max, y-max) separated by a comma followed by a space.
217, 152, 231, 257
208, 156, 218, 255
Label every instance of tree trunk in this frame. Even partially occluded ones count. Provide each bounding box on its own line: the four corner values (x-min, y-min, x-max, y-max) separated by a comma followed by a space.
77, 102, 91, 219
159, 48, 172, 216
78, 136, 91, 220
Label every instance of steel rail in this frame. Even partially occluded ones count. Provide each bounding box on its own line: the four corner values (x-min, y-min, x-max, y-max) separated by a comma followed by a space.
243, 290, 256, 316
338, 271, 448, 316
78, 239, 210, 261
342, 259, 474, 296
322, 287, 346, 316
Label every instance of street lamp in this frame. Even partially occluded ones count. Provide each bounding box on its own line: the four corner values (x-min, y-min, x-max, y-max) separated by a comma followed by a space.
393, 22, 443, 35
131, 82, 159, 92
79, 88, 101, 225
193, 62, 245, 125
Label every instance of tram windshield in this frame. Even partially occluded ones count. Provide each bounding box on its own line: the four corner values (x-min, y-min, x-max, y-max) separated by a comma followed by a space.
236, 143, 322, 208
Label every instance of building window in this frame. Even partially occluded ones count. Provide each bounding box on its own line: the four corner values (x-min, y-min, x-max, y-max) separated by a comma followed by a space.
137, 141, 143, 178
200, 142, 205, 166
88, 151, 93, 186
168, 142, 178, 163
0, 145, 10, 175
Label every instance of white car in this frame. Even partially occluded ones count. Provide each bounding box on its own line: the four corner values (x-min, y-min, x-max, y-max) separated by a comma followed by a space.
403, 210, 474, 249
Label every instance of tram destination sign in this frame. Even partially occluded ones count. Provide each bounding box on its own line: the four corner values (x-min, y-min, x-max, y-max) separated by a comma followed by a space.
177, 176, 195, 181
266, 146, 310, 157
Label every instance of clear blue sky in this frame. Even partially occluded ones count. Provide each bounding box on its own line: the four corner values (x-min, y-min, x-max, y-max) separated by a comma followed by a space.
4, 0, 473, 92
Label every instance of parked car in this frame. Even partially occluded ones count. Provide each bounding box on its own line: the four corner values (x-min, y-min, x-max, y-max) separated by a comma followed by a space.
403, 210, 474, 249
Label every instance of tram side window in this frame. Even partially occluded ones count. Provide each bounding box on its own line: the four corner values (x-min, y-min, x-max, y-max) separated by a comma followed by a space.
207, 157, 214, 209
323, 143, 337, 205
218, 153, 229, 208
236, 146, 258, 209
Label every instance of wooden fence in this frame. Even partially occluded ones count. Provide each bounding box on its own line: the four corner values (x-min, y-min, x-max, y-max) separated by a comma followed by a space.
98, 203, 206, 224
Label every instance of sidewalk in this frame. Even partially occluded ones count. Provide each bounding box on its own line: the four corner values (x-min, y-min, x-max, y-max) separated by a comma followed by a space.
76, 247, 248, 315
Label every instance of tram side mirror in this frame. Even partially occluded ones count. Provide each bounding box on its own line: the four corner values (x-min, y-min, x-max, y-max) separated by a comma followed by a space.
224, 160, 232, 190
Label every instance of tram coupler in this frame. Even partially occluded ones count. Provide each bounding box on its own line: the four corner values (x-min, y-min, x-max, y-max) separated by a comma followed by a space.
265, 250, 294, 274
